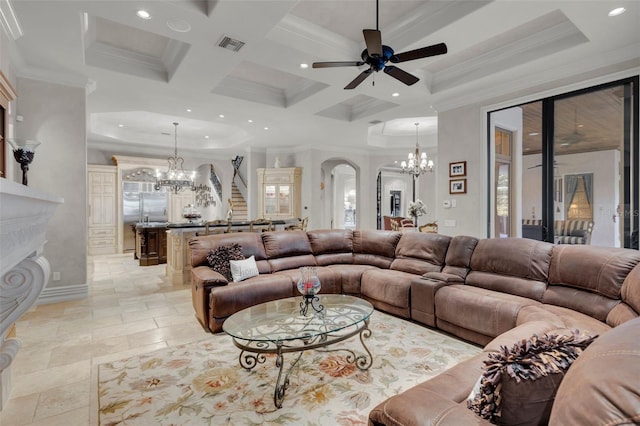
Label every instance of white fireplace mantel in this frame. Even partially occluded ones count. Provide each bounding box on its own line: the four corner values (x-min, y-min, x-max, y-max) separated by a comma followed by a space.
0, 178, 63, 410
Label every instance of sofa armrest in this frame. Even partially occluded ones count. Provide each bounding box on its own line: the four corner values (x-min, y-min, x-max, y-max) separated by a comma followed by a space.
191, 266, 228, 331
192, 265, 228, 288
423, 271, 465, 283
369, 388, 490, 426
411, 276, 457, 327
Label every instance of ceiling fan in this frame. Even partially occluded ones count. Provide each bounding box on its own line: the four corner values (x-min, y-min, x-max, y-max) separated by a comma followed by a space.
527, 160, 563, 170
312, 0, 447, 89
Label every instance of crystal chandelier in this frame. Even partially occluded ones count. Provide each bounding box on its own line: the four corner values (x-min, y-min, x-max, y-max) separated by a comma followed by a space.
155, 122, 195, 194
400, 122, 434, 176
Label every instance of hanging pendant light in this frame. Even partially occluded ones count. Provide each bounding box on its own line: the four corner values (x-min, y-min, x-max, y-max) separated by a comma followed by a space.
155, 122, 196, 194
400, 122, 434, 176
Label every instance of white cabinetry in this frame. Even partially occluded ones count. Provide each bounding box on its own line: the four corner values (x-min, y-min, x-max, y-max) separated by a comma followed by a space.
88, 165, 117, 254
168, 190, 196, 223
257, 167, 302, 219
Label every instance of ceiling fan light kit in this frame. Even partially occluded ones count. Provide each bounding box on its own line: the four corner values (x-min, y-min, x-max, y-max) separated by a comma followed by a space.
312, 0, 447, 89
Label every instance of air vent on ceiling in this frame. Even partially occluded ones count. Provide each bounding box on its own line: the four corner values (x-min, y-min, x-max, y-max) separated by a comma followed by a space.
369, 120, 383, 125
218, 35, 245, 52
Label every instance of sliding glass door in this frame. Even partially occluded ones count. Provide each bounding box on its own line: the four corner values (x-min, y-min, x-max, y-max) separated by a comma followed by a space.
489, 76, 638, 248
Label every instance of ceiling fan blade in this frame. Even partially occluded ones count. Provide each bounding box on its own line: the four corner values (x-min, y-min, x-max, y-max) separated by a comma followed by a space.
383, 66, 419, 86
391, 43, 448, 63
345, 69, 373, 90
312, 61, 365, 68
363, 29, 382, 56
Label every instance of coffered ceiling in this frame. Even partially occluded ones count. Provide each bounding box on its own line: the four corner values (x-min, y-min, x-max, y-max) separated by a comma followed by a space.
3, 0, 639, 158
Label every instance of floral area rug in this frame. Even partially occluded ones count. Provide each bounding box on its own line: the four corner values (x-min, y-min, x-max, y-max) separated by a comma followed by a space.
95, 311, 481, 425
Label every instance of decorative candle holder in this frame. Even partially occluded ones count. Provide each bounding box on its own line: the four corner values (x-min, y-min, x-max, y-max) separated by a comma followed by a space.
7, 139, 41, 186
297, 266, 323, 316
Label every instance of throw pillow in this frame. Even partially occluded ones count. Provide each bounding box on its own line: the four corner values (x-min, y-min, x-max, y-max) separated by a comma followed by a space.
206, 243, 244, 281
230, 255, 259, 282
467, 331, 597, 425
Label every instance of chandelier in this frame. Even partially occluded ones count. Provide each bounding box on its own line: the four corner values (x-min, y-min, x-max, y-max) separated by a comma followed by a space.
400, 122, 434, 176
155, 122, 195, 194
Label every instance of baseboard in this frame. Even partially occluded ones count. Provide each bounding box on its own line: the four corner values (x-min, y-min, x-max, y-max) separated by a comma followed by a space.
37, 283, 88, 304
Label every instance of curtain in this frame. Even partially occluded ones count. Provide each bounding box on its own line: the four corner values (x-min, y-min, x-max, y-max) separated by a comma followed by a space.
565, 175, 580, 209
582, 173, 593, 208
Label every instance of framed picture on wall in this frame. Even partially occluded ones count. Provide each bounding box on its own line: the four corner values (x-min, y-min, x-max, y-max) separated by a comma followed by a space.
450, 178, 467, 194
449, 161, 467, 177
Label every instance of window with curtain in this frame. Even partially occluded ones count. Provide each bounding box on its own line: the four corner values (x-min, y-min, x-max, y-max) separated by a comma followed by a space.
565, 173, 593, 220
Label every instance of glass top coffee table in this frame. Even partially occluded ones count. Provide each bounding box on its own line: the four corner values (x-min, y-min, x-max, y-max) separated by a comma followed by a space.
223, 294, 374, 408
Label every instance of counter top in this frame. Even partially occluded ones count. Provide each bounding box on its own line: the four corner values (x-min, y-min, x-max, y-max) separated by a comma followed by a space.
136, 219, 296, 230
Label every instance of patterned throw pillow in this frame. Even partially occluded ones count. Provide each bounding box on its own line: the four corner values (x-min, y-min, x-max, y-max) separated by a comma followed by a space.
467, 331, 597, 425
230, 255, 259, 282
206, 243, 244, 281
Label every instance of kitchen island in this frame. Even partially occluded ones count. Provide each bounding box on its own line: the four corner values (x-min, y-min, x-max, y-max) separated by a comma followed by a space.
135, 222, 168, 266
164, 219, 297, 285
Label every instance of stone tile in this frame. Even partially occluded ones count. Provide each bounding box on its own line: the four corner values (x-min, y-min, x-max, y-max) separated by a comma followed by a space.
0, 392, 38, 425
11, 360, 91, 398
33, 379, 90, 420
6, 253, 194, 425
28, 407, 90, 426
92, 318, 158, 340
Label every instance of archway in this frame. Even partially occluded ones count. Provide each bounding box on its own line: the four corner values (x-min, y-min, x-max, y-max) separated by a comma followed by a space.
320, 159, 359, 229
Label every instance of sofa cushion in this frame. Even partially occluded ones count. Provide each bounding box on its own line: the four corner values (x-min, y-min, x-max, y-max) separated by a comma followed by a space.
549, 316, 640, 425
468, 330, 597, 425
326, 264, 378, 294
273, 266, 341, 294
360, 269, 415, 317
352, 230, 401, 268
545, 245, 640, 321
206, 243, 244, 281
468, 238, 553, 301
441, 235, 479, 280
190, 232, 270, 274
607, 262, 640, 326
436, 285, 540, 342
307, 229, 353, 266
390, 232, 451, 275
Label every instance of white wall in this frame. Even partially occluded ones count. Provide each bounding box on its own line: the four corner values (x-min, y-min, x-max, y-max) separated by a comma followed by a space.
15, 77, 87, 298
436, 104, 486, 238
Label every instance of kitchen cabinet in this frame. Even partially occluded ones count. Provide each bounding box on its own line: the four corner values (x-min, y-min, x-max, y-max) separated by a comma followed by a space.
88, 165, 117, 255
257, 167, 302, 219
168, 190, 196, 223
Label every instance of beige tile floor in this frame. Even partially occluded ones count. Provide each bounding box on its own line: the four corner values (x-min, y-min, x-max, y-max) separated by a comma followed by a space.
0, 253, 208, 426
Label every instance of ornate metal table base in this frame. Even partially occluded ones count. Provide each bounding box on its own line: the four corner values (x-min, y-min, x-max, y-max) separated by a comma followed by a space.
233, 319, 372, 408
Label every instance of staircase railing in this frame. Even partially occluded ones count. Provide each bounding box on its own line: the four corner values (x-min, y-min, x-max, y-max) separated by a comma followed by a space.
231, 156, 248, 202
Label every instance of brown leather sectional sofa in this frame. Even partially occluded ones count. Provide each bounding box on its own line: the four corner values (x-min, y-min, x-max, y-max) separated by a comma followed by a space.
189, 229, 640, 424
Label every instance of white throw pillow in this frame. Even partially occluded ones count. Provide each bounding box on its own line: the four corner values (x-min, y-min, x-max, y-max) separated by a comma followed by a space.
229, 255, 259, 282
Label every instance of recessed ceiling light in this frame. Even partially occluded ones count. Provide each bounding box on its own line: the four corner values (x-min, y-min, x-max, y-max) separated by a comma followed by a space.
577, 124, 584, 128
608, 7, 626, 17
529, 132, 539, 136
219, 114, 225, 118
136, 9, 151, 20
264, 127, 269, 130
300, 63, 309, 69
247, 119, 253, 123
118, 124, 124, 127
186, 108, 192, 112
204, 135, 209, 139
392, 92, 399, 97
